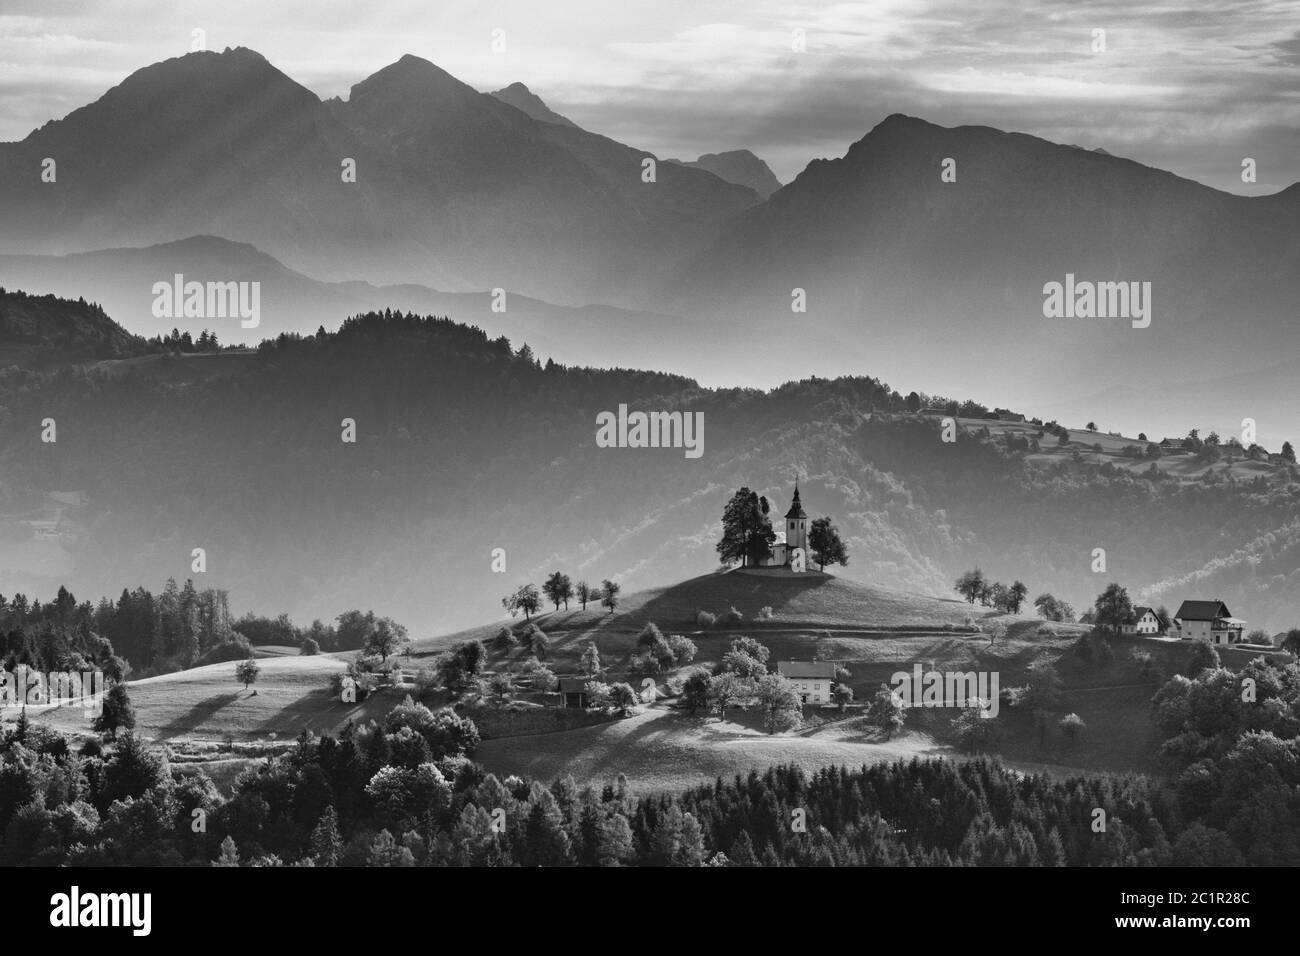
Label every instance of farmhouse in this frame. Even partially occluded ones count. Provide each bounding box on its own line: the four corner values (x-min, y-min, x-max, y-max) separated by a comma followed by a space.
558, 677, 590, 709
1172, 600, 1246, 645
776, 660, 836, 704
1121, 606, 1166, 636
758, 482, 810, 570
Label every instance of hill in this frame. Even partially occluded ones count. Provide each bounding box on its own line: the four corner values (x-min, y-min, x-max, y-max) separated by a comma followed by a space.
0, 288, 145, 364
1, 306, 1298, 638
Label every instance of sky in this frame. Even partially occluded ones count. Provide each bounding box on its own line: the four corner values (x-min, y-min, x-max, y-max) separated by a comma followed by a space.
1, 0, 1298, 193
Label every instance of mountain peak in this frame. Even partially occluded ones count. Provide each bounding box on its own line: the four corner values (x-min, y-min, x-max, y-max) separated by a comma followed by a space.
489, 81, 578, 128
667, 149, 781, 198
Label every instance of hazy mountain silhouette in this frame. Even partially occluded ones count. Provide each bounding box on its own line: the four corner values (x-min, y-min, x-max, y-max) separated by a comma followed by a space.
671, 114, 1300, 421
667, 150, 783, 198
489, 82, 578, 128
0, 47, 757, 308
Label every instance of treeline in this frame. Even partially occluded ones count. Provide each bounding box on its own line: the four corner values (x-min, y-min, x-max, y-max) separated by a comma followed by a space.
1, 638, 1296, 865
1, 581, 408, 679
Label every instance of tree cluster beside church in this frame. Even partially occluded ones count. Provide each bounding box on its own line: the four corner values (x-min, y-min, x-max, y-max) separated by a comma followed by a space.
716, 483, 848, 572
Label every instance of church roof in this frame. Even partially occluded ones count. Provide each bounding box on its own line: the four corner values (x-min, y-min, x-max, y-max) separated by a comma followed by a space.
784, 482, 807, 519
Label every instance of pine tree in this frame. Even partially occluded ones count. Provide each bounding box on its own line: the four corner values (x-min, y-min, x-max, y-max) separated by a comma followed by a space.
310, 807, 343, 866
213, 835, 240, 867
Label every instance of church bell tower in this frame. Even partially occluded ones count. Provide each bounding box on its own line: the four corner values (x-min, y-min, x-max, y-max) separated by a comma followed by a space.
784, 481, 808, 556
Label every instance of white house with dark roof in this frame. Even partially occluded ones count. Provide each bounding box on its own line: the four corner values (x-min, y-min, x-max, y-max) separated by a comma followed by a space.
1173, 600, 1246, 645
1121, 606, 1166, 636
776, 660, 836, 704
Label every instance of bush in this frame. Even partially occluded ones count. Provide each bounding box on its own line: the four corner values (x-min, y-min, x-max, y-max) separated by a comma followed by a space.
696, 610, 717, 628
667, 634, 697, 666
756, 606, 774, 621
300, 637, 320, 656
636, 622, 665, 648
721, 606, 744, 625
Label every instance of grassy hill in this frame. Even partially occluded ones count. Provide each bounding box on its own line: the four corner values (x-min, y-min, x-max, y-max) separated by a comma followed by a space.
20, 568, 1293, 797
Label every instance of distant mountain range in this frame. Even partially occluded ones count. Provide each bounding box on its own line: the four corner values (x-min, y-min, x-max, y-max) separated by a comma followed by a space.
2, 46, 1296, 442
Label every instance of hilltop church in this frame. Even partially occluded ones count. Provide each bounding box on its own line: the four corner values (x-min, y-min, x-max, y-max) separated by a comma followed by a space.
758, 482, 810, 571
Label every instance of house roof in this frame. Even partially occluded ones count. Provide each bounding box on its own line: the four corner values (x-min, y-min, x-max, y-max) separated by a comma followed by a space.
558, 677, 590, 693
1175, 600, 1232, 621
777, 660, 836, 679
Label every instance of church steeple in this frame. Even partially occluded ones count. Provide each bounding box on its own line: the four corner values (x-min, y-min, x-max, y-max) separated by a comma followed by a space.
784, 480, 807, 520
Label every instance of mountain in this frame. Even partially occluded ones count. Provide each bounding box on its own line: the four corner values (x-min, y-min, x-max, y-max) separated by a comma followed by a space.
0, 48, 758, 308
667, 149, 783, 198
0, 236, 764, 375
671, 114, 1300, 423
2, 302, 1297, 639
489, 82, 578, 128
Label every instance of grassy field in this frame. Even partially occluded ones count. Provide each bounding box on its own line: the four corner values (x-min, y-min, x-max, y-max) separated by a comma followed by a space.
20, 567, 1280, 794
23, 654, 408, 744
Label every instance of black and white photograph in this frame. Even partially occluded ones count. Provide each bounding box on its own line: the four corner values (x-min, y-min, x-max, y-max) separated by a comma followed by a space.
0, 0, 1294, 933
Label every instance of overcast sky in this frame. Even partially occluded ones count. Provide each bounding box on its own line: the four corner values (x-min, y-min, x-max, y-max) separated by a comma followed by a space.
2, 0, 1298, 193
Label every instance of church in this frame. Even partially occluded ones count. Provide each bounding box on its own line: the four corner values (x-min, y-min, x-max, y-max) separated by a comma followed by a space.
758, 482, 810, 570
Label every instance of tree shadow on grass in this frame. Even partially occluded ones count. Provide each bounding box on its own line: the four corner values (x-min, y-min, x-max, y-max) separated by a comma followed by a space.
158, 692, 241, 738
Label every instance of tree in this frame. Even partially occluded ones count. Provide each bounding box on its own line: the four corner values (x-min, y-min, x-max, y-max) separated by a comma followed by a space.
542, 572, 574, 612
600, 580, 621, 614
608, 682, 638, 717
1086, 421, 1097, 432
364, 617, 409, 661
300, 637, 320, 656
716, 488, 776, 568
579, 641, 602, 677
1283, 629, 1300, 656
310, 807, 343, 866
1059, 712, 1086, 745
755, 674, 802, 734
488, 672, 515, 707
831, 683, 854, 713
1283, 441, 1296, 463
999, 581, 1028, 614
708, 672, 749, 716
1034, 593, 1075, 623
681, 669, 712, 714
94, 682, 135, 739
214, 835, 240, 867
1093, 583, 1133, 637
955, 568, 987, 604
502, 584, 542, 621
808, 517, 848, 571
1185, 640, 1220, 677
235, 657, 260, 690
597, 813, 636, 866
575, 581, 592, 611
865, 684, 906, 739
1020, 661, 1063, 711
953, 705, 992, 754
